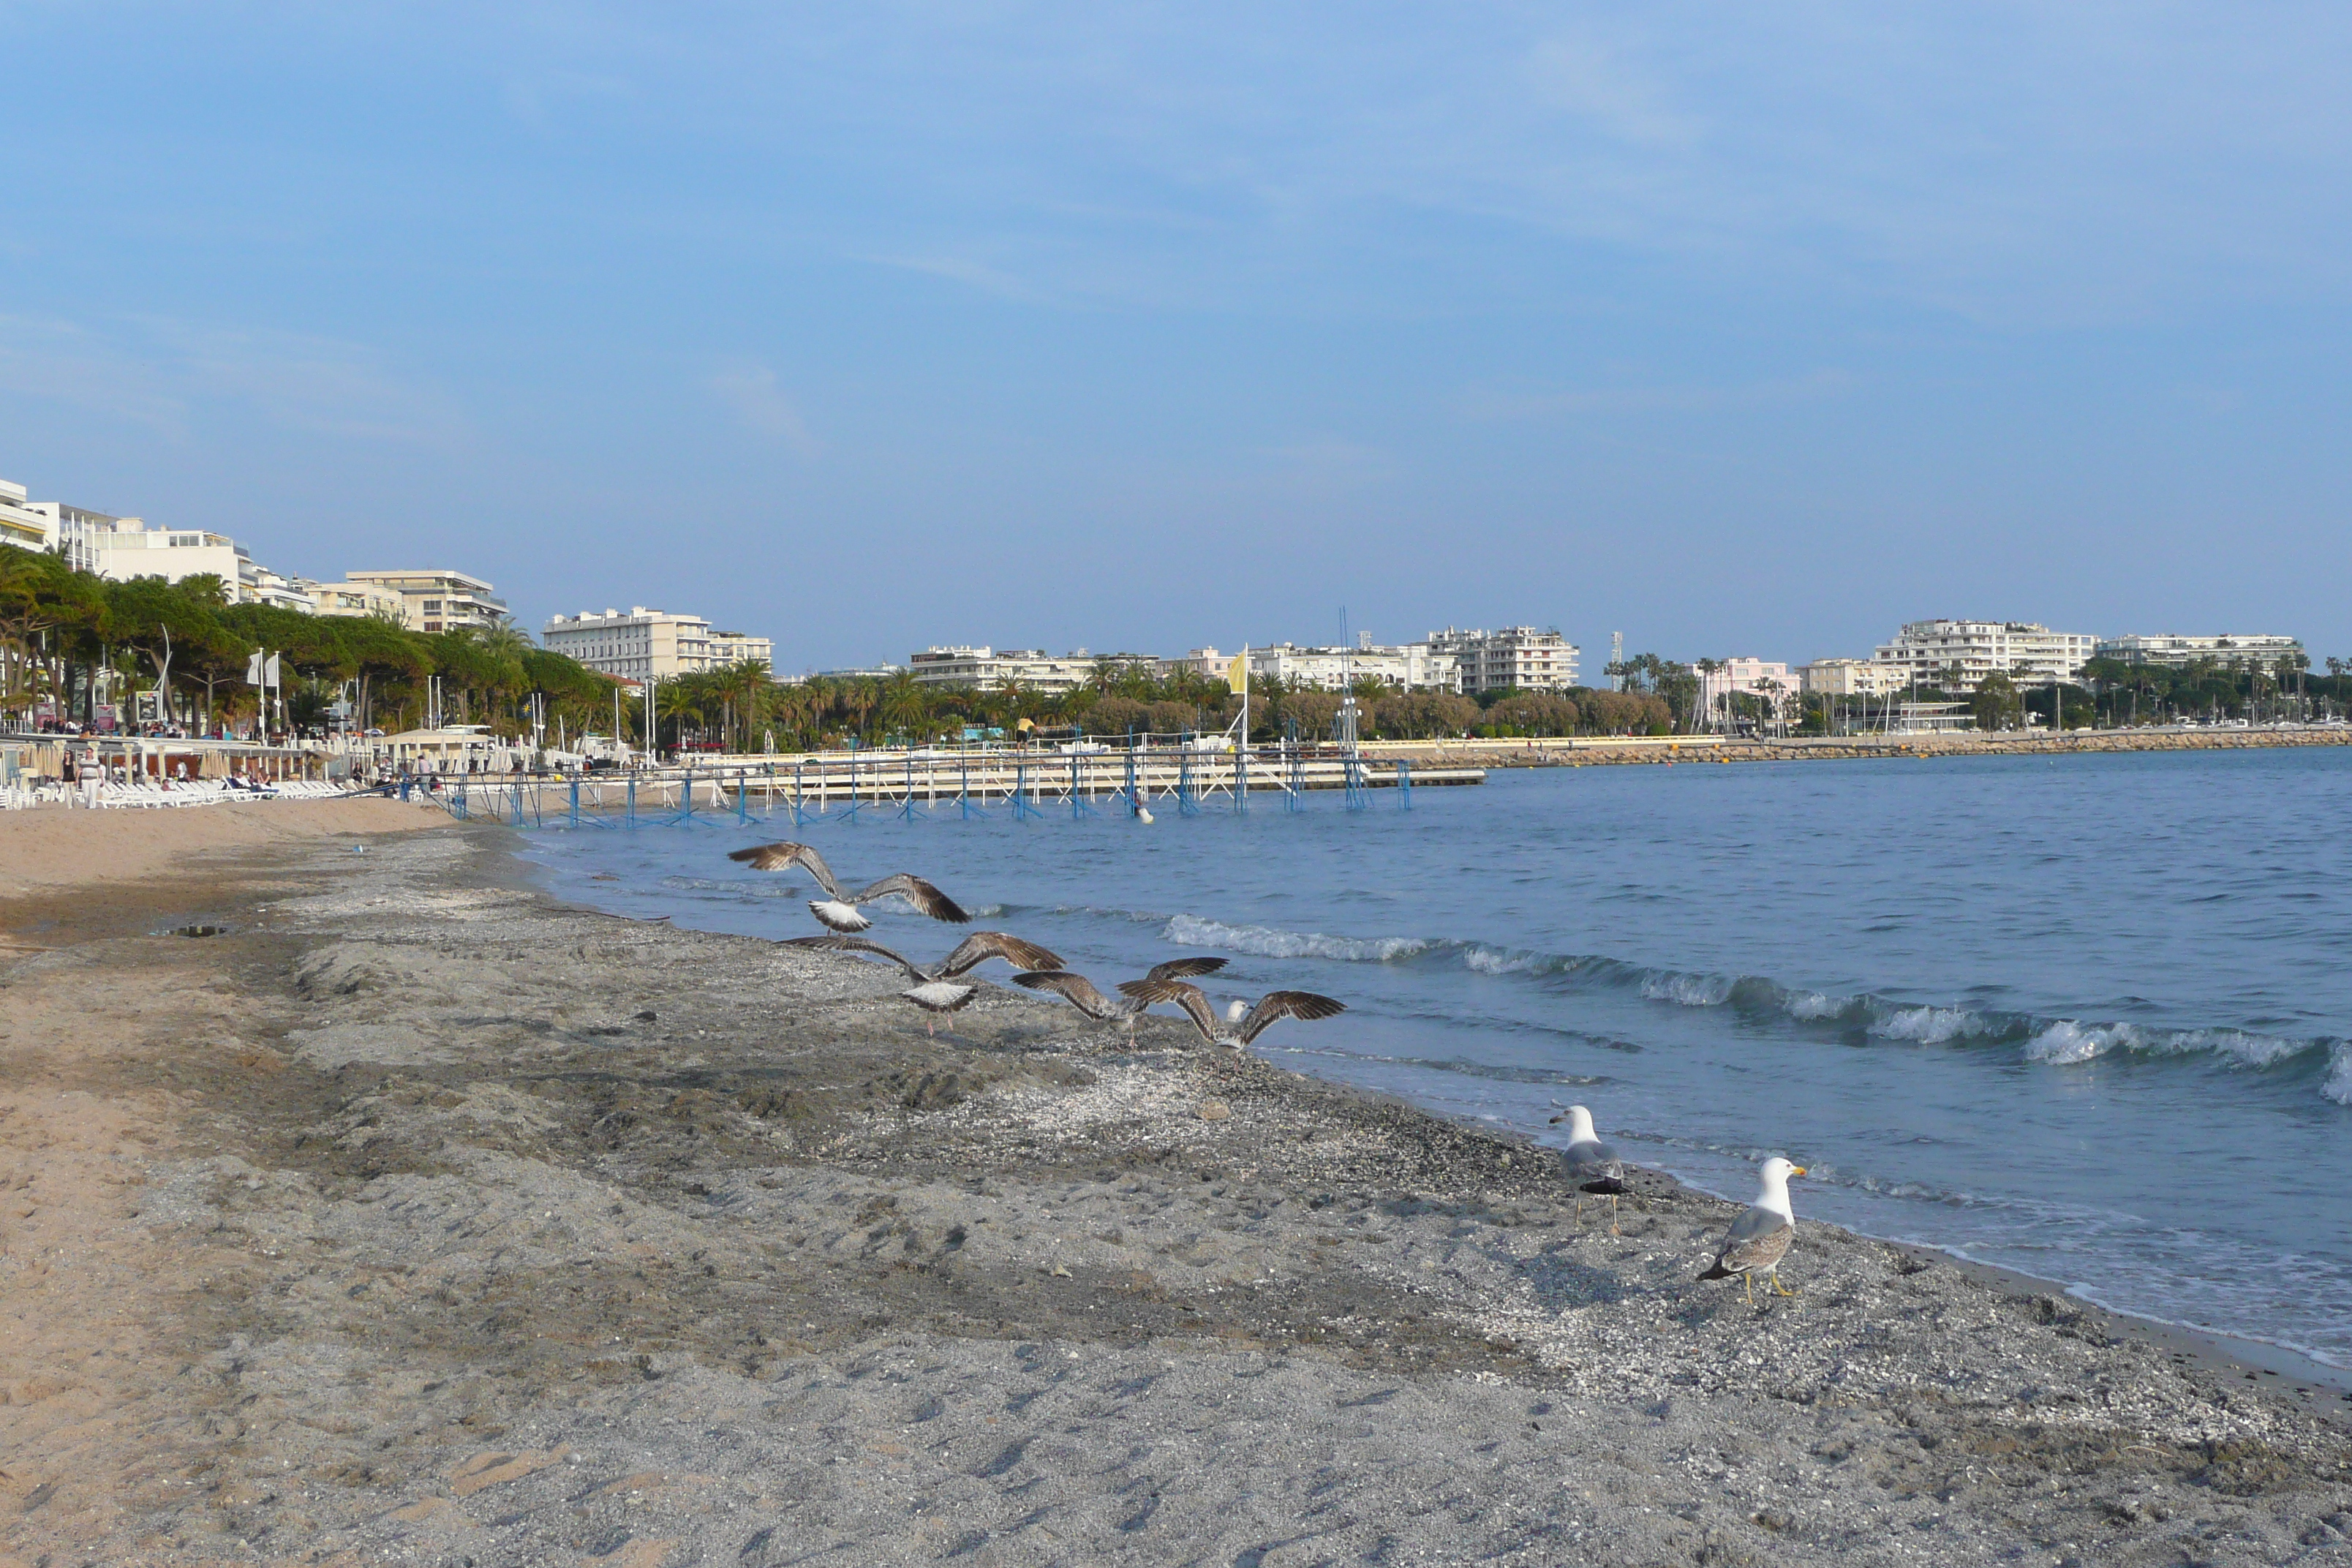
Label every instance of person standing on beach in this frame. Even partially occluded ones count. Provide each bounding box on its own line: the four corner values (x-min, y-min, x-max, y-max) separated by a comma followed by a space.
78, 744, 103, 808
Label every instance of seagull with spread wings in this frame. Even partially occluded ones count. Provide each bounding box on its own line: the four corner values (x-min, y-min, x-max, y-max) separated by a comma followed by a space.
727, 841, 968, 932
1011, 957, 1230, 1042
1114, 975, 1346, 1050
782, 931, 1065, 983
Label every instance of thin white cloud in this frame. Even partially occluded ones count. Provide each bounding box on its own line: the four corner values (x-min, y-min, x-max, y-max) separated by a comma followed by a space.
710, 363, 821, 458
0, 314, 461, 445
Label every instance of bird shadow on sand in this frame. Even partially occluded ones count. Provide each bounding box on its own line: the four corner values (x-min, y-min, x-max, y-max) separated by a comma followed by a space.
1516, 1245, 1643, 1311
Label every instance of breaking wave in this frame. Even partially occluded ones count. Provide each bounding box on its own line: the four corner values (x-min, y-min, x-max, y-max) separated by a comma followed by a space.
1157, 913, 2345, 1099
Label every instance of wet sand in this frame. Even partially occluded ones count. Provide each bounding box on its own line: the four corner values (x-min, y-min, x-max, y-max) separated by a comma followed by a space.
3, 811, 2350, 1566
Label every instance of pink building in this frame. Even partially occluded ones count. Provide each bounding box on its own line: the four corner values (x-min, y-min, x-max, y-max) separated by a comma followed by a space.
1695, 657, 1798, 731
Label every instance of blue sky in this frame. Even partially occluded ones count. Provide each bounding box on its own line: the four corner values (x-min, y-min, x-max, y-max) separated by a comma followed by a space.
4, 3, 2348, 671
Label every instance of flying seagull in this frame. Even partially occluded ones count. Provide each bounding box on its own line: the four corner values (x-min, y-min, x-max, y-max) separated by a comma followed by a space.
1011, 957, 1230, 1041
1114, 976, 1346, 1050
1546, 1104, 1629, 1233
1697, 1156, 1809, 1306
728, 841, 969, 932
781, 931, 1065, 982
900, 981, 978, 1036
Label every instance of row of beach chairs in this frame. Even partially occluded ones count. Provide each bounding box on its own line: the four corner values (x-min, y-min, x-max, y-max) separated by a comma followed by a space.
0, 777, 358, 810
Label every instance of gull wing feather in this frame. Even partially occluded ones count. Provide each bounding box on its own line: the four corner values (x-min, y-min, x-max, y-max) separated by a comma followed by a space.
780, 934, 925, 981
1235, 990, 1347, 1045
1117, 978, 1220, 1041
850, 873, 970, 923
1011, 970, 1123, 1020
1145, 956, 1229, 981
1563, 1138, 1627, 1191
1701, 1208, 1793, 1278
728, 841, 845, 899
935, 932, 1065, 978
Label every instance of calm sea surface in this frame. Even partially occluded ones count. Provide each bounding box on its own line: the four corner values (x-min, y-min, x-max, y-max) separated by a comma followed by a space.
517, 750, 2352, 1368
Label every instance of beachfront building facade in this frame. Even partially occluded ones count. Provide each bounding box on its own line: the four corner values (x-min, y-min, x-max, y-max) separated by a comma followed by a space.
1798, 657, 1910, 697
1247, 639, 1461, 693
1873, 620, 2097, 690
345, 570, 507, 634
2094, 633, 2304, 669
1425, 626, 1578, 693
299, 578, 408, 620
543, 608, 757, 681
708, 630, 775, 669
908, 647, 1098, 693
1695, 658, 1800, 728
0, 479, 47, 551
81, 519, 249, 589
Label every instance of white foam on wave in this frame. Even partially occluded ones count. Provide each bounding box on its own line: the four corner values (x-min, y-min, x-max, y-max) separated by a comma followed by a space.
1161, 913, 1431, 963
1463, 946, 1540, 976
2027, 1019, 2320, 1071
2023, 1020, 2137, 1064
2326, 1047, 2352, 1107
1784, 990, 1850, 1021
1640, 972, 1734, 1007
1870, 1006, 1999, 1044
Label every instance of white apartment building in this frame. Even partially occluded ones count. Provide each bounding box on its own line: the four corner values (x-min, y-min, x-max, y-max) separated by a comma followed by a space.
544, 608, 761, 681
2095, 633, 2303, 669
298, 578, 408, 620
345, 570, 507, 633
1695, 657, 1799, 725
908, 647, 1098, 693
1798, 657, 1910, 697
709, 630, 776, 669
1248, 639, 1460, 693
1874, 620, 2097, 690
85, 521, 248, 588
0, 479, 47, 551
1426, 626, 1578, 692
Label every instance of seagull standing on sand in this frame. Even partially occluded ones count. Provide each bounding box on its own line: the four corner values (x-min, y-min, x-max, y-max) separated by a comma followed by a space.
1697, 1156, 1809, 1305
728, 842, 969, 932
1115, 976, 1346, 1050
1011, 957, 1230, 1041
1547, 1104, 1628, 1233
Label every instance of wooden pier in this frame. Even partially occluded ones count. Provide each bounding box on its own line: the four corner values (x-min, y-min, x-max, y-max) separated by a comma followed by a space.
433, 748, 1485, 827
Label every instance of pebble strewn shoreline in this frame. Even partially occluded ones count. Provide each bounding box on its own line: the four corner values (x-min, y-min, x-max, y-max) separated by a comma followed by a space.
2, 820, 2349, 1565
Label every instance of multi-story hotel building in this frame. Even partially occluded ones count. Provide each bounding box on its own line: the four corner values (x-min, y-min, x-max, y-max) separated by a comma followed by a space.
2094, 633, 2303, 669
1873, 620, 2097, 690
1246, 639, 1460, 693
345, 570, 508, 633
543, 608, 771, 681
908, 647, 1100, 693
1425, 626, 1578, 692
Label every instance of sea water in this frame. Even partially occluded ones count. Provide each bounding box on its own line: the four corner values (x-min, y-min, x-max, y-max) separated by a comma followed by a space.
518, 748, 2352, 1369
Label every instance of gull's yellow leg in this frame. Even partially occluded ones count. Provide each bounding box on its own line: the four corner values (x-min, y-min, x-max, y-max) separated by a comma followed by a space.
1771, 1270, 1796, 1297
1609, 1194, 1621, 1236
1743, 1271, 1754, 1307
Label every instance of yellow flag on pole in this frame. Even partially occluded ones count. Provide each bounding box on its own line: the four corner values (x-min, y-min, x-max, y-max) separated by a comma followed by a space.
1226, 653, 1248, 694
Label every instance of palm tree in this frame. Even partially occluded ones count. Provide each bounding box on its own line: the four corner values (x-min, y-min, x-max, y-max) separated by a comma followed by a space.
878, 670, 931, 744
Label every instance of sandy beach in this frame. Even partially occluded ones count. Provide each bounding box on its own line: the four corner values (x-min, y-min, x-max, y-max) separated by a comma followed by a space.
3, 804, 2350, 1567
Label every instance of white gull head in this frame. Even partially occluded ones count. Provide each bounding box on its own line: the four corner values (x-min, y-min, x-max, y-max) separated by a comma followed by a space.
1225, 998, 1248, 1024
1561, 1105, 1598, 1145
1754, 1156, 1806, 1221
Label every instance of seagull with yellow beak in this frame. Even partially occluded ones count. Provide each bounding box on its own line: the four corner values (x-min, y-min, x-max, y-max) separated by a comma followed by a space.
1697, 1156, 1808, 1305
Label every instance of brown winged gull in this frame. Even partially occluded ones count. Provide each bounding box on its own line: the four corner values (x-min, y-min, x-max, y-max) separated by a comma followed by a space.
783, 932, 1065, 982
1545, 1104, 1629, 1233
1010, 957, 1230, 1041
1697, 1156, 1809, 1305
728, 841, 968, 932
1115, 976, 1346, 1050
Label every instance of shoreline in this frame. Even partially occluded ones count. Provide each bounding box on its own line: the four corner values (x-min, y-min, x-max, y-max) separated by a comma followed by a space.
4, 808, 2349, 1563
527, 841, 2352, 1406
1368, 723, 2352, 769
